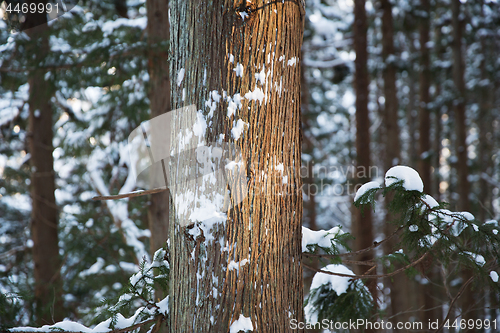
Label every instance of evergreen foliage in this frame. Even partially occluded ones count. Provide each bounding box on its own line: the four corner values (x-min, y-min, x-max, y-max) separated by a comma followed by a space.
94, 248, 169, 330
305, 280, 373, 326
301, 170, 499, 328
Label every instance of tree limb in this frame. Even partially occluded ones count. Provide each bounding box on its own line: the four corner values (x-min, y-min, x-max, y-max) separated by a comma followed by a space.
435, 276, 474, 333
92, 187, 167, 200
303, 251, 429, 280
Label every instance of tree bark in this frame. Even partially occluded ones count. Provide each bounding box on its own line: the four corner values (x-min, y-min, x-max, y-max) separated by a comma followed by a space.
167, 1, 305, 331
23, 1, 65, 324
353, 0, 376, 311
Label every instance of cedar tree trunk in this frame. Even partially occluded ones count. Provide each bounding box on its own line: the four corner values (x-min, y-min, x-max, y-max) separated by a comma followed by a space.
167, 1, 305, 332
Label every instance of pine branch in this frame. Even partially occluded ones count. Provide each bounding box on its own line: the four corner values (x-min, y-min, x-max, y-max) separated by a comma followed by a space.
435, 276, 474, 333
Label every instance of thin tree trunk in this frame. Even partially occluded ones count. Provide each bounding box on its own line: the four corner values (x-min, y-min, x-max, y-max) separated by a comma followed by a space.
167, 1, 305, 331
353, 0, 376, 313
24, 2, 65, 324
477, 0, 492, 223
416, 0, 441, 326
432, 23, 443, 201
477, 0, 493, 321
146, 0, 170, 322
451, 1, 469, 212
418, 0, 432, 193
452, 0, 475, 323
379, 0, 407, 327
406, 30, 418, 169
432, 23, 444, 202
300, 55, 318, 296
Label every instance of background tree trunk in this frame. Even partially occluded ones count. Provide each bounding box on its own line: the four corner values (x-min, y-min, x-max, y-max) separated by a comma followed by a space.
353, 0, 376, 312
451, 0, 475, 322
23, 2, 65, 324
379, 0, 407, 327
168, 1, 305, 332
300, 55, 319, 296
416, 0, 440, 326
418, 0, 432, 193
146, 0, 170, 307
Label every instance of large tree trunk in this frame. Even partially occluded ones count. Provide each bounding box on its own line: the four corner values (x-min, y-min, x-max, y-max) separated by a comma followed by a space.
379, 0, 407, 327
146, 0, 170, 319
353, 0, 376, 311
451, 0, 475, 322
167, 1, 305, 332
23, 3, 65, 324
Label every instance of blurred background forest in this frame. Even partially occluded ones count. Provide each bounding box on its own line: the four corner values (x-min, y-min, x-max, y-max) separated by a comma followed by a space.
0, 0, 499, 329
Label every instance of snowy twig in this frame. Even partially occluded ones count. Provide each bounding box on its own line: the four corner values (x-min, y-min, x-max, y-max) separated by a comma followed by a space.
302, 226, 404, 259
303, 252, 429, 280
435, 276, 474, 333
92, 188, 167, 201
303, 57, 350, 68
481, 172, 500, 189
0, 245, 26, 260
87, 151, 150, 264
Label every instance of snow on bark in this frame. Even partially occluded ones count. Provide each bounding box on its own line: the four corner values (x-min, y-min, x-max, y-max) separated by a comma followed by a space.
229, 314, 254, 333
